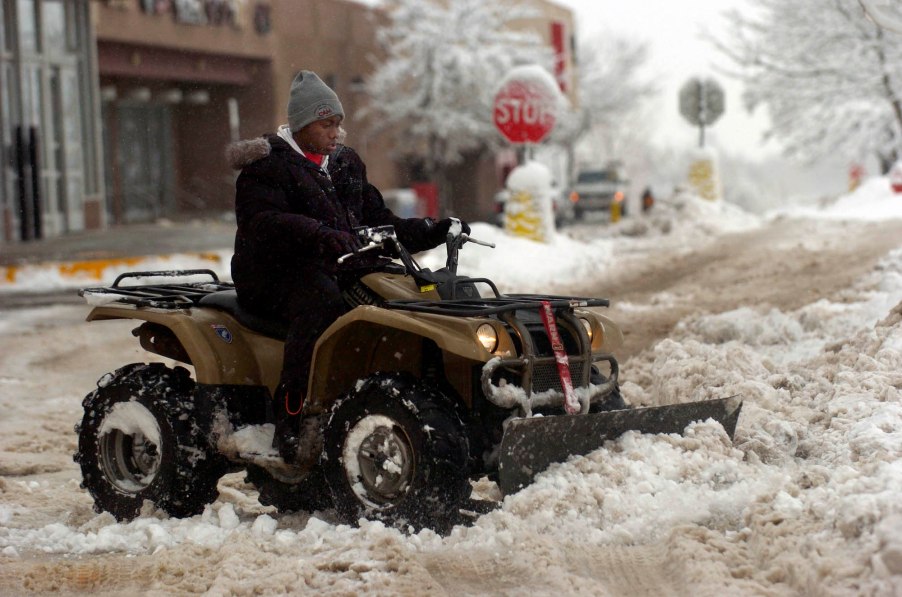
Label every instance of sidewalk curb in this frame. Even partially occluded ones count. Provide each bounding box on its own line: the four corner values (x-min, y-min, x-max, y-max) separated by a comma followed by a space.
1, 251, 228, 286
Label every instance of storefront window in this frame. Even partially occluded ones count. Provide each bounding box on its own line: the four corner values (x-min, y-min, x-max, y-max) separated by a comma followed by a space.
2, 1, 16, 53
1, 63, 11, 238
66, 0, 79, 51
24, 65, 42, 126
42, 0, 66, 56
18, 0, 39, 53
2, 0, 100, 239
62, 69, 84, 199
1, 64, 11, 160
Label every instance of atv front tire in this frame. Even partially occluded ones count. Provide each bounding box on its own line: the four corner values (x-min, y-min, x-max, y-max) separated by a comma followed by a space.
74, 363, 226, 521
321, 373, 470, 534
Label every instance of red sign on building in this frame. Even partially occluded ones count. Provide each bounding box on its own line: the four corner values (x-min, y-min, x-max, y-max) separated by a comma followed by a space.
550, 21, 568, 93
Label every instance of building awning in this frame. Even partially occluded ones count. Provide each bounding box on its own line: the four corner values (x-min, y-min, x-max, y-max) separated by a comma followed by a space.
98, 42, 267, 86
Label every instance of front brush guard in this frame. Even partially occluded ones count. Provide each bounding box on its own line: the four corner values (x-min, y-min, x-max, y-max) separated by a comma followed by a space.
480, 307, 618, 416
481, 353, 619, 416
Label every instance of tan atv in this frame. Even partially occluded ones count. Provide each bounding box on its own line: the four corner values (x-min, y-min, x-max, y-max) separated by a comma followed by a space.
74, 224, 741, 533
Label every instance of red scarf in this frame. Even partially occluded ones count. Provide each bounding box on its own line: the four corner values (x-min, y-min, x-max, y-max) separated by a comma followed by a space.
305, 152, 325, 167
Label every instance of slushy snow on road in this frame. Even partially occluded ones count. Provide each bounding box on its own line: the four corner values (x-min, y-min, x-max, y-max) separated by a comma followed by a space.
2, 179, 902, 594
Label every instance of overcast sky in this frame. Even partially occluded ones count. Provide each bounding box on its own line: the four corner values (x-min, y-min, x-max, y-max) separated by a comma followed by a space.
555, 0, 776, 161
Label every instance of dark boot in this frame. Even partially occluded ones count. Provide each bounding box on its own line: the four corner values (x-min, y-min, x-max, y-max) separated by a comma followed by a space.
272, 383, 304, 463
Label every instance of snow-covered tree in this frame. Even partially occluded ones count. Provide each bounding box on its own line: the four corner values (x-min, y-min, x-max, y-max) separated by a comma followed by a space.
565, 32, 657, 183
859, 0, 902, 33
365, 0, 549, 213
571, 33, 657, 154
714, 0, 902, 172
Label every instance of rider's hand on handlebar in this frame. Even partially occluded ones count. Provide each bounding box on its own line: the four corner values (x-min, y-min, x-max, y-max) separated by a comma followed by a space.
318, 226, 360, 260
427, 217, 471, 245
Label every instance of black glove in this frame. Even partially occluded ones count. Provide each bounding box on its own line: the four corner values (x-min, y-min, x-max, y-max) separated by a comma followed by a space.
428, 217, 471, 244
318, 226, 360, 260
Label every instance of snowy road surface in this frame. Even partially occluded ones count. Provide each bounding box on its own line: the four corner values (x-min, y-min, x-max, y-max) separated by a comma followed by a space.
2, 185, 902, 595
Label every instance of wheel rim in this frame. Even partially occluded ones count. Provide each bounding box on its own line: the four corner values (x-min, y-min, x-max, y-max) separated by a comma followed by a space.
97, 401, 162, 494
342, 414, 414, 508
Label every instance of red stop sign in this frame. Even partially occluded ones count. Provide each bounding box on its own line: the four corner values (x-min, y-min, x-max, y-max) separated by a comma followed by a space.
493, 78, 557, 144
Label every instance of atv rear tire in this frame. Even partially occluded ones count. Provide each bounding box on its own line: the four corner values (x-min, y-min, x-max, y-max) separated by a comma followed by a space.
245, 464, 332, 513
74, 363, 226, 521
321, 373, 470, 534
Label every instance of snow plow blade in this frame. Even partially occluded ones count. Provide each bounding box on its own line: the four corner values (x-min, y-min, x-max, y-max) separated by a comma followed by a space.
498, 396, 742, 495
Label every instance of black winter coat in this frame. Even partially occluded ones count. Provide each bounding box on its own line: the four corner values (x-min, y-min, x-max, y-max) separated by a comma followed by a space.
229, 135, 437, 301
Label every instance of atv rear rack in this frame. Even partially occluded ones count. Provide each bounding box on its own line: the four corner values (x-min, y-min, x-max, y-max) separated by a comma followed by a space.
79, 269, 233, 309
385, 294, 610, 317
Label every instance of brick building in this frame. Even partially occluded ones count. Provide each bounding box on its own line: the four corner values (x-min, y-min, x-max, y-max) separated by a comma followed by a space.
1, 0, 576, 242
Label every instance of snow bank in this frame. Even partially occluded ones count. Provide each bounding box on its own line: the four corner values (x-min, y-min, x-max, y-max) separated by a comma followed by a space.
4, 176, 902, 593
608, 188, 761, 240
0, 251, 233, 294
417, 222, 615, 295
3, 237, 902, 595
772, 176, 902, 221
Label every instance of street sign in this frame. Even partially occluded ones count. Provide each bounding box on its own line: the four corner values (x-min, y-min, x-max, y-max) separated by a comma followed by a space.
679, 78, 725, 147
679, 78, 725, 127
493, 77, 558, 144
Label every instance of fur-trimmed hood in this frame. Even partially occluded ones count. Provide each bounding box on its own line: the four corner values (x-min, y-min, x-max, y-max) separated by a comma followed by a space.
225, 137, 272, 170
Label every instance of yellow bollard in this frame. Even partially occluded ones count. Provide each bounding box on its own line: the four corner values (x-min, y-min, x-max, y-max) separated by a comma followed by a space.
502, 161, 555, 242
504, 190, 546, 242
687, 157, 720, 200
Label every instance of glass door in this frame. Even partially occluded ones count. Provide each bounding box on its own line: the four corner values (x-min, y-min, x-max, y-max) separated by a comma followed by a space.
4, 0, 92, 240
116, 103, 173, 223
10, 0, 44, 240
0, 2, 17, 242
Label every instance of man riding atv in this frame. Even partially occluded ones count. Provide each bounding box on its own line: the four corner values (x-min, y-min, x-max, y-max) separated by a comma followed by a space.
72, 76, 742, 536
227, 70, 469, 462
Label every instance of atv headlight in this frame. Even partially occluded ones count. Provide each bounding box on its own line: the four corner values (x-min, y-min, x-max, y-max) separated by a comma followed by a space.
477, 324, 499, 353
579, 317, 593, 342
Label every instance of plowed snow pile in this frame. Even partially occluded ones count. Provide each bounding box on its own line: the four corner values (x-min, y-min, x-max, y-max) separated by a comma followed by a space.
2, 183, 902, 595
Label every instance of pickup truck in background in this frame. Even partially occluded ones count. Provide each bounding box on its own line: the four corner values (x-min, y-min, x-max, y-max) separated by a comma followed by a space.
569, 163, 629, 220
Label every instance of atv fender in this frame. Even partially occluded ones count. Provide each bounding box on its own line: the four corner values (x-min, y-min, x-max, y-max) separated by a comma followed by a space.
86, 305, 283, 388
308, 305, 499, 413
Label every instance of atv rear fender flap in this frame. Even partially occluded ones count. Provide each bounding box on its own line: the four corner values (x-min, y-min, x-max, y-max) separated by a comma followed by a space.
86, 305, 284, 389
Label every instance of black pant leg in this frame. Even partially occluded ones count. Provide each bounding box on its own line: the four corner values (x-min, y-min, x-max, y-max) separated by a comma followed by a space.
276, 269, 348, 396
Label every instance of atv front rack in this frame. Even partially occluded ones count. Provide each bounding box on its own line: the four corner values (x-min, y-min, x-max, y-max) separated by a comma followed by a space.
385, 294, 609, 317
79, 269, 233, 309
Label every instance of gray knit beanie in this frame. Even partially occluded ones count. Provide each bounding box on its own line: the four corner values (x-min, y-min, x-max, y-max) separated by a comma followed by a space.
287, 71, 344, 132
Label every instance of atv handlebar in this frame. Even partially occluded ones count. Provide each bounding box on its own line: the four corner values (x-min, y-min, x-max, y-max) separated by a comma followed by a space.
336, 224, 494, 274
337, 241, 382, 264
459, 233, 495, 249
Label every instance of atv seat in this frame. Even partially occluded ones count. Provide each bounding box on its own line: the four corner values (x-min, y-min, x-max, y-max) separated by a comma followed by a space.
198, 290, 289, 340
